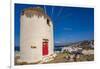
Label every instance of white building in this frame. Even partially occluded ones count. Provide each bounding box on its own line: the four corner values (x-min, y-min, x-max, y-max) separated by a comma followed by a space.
82, 50, 94, 55
61, 47, 73, 53
19, 7, 54, 63
61, 46, 82, 53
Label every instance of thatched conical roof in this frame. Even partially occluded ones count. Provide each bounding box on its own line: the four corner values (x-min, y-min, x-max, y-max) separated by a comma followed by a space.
21, 7, 51, 20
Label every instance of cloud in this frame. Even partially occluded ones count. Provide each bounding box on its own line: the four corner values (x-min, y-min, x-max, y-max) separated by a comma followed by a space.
64, 27, 72, 31
55, 41, 62, 44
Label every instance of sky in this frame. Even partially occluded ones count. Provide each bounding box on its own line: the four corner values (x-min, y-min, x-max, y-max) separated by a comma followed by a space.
14, 4, 94, 46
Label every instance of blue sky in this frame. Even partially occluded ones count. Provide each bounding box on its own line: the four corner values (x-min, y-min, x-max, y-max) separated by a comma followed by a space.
15, 4, 94, 46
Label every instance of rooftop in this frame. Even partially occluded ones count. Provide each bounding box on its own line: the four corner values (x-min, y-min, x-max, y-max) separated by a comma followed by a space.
21, 7, 51, 20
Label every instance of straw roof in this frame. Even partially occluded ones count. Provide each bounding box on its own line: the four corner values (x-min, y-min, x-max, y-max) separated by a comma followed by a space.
21, 7, 51, 20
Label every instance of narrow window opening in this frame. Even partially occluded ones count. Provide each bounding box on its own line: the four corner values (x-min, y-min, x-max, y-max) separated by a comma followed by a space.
47, 19, 50, 27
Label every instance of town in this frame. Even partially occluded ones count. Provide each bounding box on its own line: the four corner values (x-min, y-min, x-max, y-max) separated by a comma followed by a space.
15, 40, 94, 64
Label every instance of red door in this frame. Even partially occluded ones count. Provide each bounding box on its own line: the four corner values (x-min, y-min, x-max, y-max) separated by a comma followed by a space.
42, 42, 48, 56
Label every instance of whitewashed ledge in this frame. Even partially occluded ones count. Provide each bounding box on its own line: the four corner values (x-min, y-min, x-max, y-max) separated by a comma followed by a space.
39, 54, 57, 63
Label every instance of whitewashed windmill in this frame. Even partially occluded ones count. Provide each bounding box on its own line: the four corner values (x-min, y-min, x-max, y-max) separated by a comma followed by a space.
19, 7, 54, 63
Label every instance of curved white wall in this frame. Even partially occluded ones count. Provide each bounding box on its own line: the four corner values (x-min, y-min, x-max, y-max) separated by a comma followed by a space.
20, 14, 54, 63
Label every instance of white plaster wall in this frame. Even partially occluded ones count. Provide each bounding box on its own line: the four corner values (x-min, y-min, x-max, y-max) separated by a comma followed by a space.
49, 21, 54, 55
20, 14, 53, 63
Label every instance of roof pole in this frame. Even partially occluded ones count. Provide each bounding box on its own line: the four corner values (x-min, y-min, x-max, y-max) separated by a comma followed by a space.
51, 6, 54, 18
44, 5, 47, 14
55, 7, 63, 21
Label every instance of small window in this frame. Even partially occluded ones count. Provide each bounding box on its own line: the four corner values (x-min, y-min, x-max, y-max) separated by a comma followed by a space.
31, 45, 36, 48
47, 19, 50, 27
21, 10, 24, 15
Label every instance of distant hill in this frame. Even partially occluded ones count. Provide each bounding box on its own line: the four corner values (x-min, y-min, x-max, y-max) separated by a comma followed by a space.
54, 40, 94, 51
54, 40, 94, 47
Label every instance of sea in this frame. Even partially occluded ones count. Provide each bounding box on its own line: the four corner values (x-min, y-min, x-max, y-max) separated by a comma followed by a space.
15, 45, 68, 52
